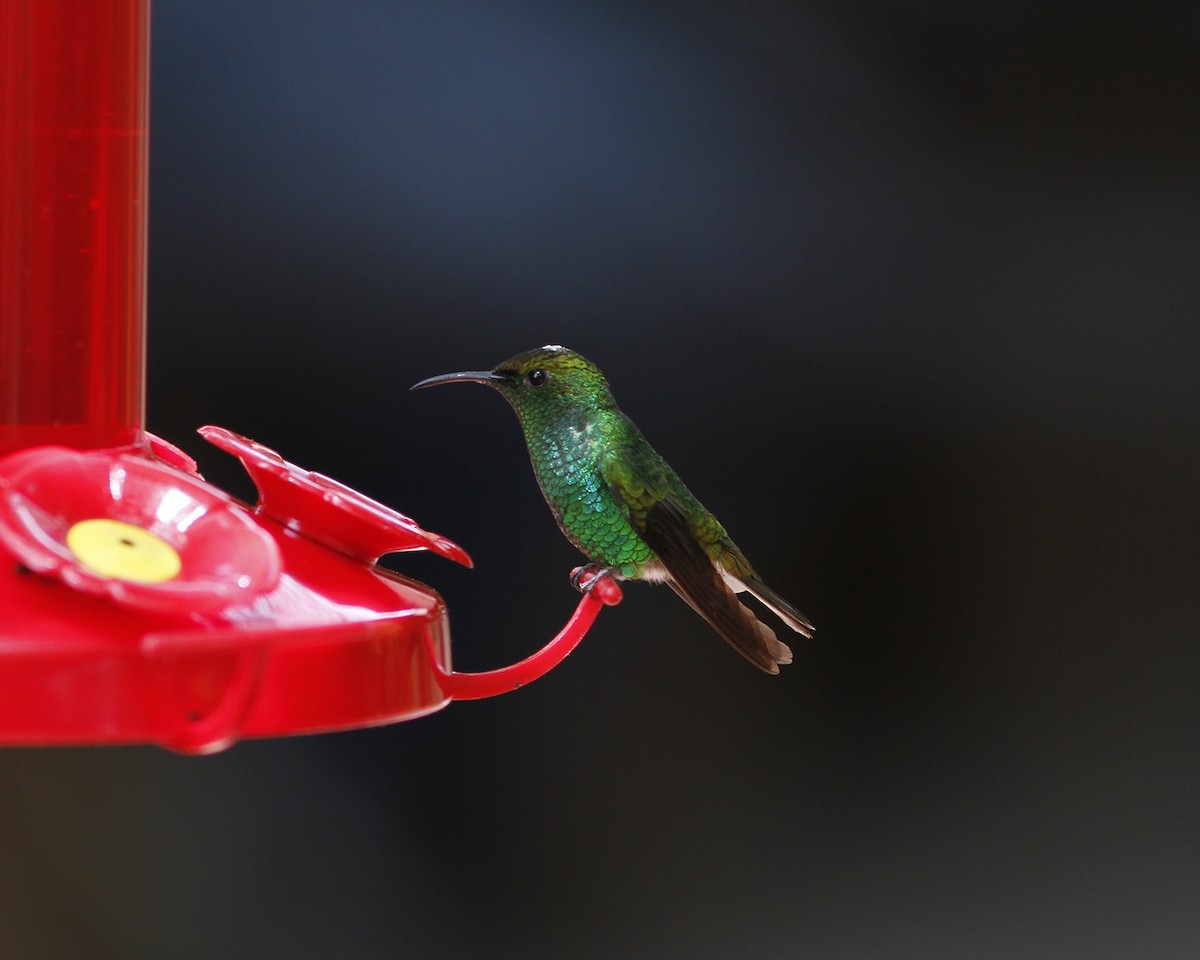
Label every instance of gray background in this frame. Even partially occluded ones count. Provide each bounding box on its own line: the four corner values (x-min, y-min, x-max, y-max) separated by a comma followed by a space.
3, 2, 1199, 957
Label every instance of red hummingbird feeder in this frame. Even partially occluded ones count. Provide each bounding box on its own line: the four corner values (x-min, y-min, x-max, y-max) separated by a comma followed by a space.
0, 0, 620, 754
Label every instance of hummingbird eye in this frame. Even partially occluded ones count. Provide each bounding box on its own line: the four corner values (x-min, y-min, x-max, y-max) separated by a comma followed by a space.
526, 369, 548, 388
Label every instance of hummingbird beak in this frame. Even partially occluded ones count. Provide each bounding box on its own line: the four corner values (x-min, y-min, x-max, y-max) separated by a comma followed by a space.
409, 370, 504, 391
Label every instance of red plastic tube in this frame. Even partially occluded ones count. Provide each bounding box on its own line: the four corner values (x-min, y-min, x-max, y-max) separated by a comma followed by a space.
0, 0, 149, 455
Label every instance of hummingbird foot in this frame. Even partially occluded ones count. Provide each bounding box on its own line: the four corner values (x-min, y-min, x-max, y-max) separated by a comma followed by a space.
570, 564, 623, 605
570, 563, 609, 592
570, 563, 608, 592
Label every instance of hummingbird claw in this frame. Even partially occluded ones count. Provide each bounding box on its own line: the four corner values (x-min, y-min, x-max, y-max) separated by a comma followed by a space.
570, 564, 623, 605
570, 563, 608, 593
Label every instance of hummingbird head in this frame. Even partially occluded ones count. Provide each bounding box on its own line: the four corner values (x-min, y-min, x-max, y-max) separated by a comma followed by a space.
411, 344, 615, 429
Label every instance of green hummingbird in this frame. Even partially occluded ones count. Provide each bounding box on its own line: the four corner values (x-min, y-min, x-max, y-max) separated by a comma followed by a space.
411, 344, 813, 673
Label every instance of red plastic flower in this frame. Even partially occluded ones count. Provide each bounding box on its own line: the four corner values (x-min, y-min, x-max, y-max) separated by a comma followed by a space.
0, 445, 281, 616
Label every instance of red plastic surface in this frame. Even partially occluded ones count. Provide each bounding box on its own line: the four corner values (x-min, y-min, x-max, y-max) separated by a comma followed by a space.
0, 433, 467, 752
200, 426, 471, 568
0, 0, 149, 455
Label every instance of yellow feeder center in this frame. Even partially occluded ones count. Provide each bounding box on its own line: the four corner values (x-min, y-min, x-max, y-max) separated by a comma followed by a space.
65, 519, 182, 583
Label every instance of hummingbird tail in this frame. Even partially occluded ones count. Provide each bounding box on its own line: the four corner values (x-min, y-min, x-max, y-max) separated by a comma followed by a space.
739, 575, 815, 638
665, 578, 793, 673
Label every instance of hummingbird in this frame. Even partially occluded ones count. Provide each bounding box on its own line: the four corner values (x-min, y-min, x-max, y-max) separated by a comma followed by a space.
411, 345, 813, 673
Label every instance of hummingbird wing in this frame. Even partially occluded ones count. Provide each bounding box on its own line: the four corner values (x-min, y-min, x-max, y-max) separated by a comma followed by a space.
640, 497, 793, 674
599, 435, 793, 673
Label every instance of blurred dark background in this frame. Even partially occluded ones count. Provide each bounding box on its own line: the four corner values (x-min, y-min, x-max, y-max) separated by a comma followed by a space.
4, 1, 1200, 956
